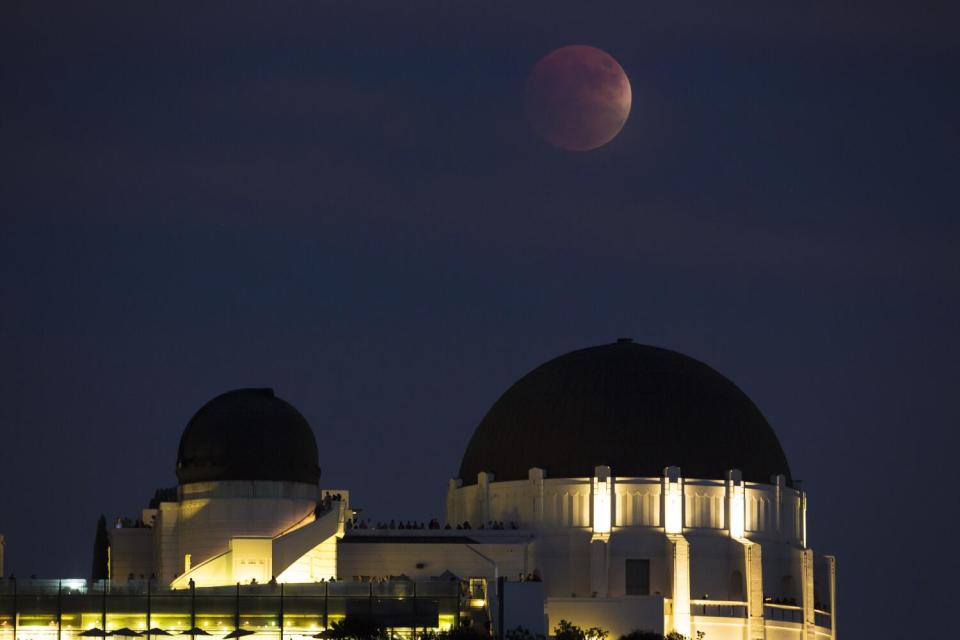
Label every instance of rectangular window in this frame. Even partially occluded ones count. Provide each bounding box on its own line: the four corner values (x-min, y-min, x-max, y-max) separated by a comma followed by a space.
625, 559, 650, 595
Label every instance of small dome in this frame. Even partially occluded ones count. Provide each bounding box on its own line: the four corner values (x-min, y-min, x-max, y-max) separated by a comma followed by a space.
459, 340, 792, 485
176, 388, 320, 485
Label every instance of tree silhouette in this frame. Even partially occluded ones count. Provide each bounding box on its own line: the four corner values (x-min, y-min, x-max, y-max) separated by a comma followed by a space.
91, 514, 109, 581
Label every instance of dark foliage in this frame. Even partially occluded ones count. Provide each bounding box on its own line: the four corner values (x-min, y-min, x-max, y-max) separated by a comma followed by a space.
619, 632, 665, 640
418, 626, 489, 640
91, 514, 109, 581
505, 627, 545, 640
554, 619, 608, 640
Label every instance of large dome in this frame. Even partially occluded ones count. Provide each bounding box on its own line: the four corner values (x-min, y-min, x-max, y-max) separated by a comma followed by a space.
176, 388, 320, 485
458, 340, 792, 485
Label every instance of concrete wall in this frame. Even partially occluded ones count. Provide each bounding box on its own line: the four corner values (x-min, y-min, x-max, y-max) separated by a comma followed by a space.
174, 480, 318, 575
153, 500, 180, 581
336, 533, 529, 581
606, 531, 673, 598
445, 470, 830, 638
614, 479, 662, 528
109, 527, 154, 582
686, 533, 748, 601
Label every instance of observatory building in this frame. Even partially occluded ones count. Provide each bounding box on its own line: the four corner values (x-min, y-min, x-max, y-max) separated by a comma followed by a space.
0, 340, 836, 640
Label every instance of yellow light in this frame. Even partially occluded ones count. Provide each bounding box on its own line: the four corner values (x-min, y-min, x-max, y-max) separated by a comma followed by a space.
730, 484, 745, 539
592, 477, 611, 535
665, 477, 683, 534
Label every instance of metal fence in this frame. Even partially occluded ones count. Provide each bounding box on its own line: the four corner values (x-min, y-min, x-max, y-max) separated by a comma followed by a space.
0, 579, 463, 640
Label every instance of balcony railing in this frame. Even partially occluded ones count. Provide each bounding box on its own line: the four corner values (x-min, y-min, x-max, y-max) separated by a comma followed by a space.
814, 610, 832, 629
763, 604, 803, 623
689, 600, 747, 618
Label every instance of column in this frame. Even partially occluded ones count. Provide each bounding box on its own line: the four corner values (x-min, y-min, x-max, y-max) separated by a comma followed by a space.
825, 555, 837, 640
478, 472, 494, 526
743, 541, 765, 640
667, 535, 691, 638
801, 549, 816, 640
589, 539, 609, 597
730, 470, 764, 640
529, 468, 545, 527
592, 465, 612, 536
662, 466, 683, 534
590, 466, 612, 597
726, 470, 745, 539
772, 474, 786, 538
663, 467, 689, 637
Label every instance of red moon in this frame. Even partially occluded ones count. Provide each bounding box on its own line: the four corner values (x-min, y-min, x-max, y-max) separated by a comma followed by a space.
525, 45, 632, 152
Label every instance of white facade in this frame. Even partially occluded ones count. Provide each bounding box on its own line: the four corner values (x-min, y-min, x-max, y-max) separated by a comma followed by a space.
102, 351, 838, 640
443, 465, 835, 640
107, 452, 836, 640
111, 481, 347, 589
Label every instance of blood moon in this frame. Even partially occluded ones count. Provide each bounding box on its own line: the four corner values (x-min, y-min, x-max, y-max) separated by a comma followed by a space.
525, 45, 632, 152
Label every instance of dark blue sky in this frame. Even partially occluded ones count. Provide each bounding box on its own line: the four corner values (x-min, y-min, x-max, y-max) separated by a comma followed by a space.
1, 3, 958, 638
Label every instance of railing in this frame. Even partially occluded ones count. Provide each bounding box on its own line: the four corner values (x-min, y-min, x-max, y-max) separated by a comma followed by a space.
0, 580, 91, 595
0, 580, 459, 599
814, 610, 832, 629
764, 604, 803, 623
689, 600, 747, 618
0, 579, 464, 635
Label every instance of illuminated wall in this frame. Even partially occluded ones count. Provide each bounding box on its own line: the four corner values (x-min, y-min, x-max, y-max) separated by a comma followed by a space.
167, 504, 345, 589
445, 466, 833, 639
174, 481, 320, 580
336, 533, 528, 584
110, 482, 349, 589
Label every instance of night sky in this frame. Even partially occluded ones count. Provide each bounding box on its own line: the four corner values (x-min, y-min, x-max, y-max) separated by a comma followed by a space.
2, 3, 958, 638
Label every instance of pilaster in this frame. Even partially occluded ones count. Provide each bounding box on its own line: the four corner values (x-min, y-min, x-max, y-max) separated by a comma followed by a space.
662, 466, 683, 534
726, 469, 745, 539
666, 534, 691, 638
743, 541, 765, 640
589, 539, 609, 597
801, 548, 816, 640
772, 474, 786, 537
478, 472, 493, 525
825, 555, 837, 640
529, 468, 545, 527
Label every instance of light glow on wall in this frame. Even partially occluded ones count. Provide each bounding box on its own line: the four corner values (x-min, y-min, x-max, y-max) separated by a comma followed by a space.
730, 483, 745, 539
592, 476, 611, 535
664, 476, 683, 534
801, 491, 808, 548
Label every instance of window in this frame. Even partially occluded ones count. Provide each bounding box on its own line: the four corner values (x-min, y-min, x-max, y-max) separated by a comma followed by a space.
625, 559, 650, 595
